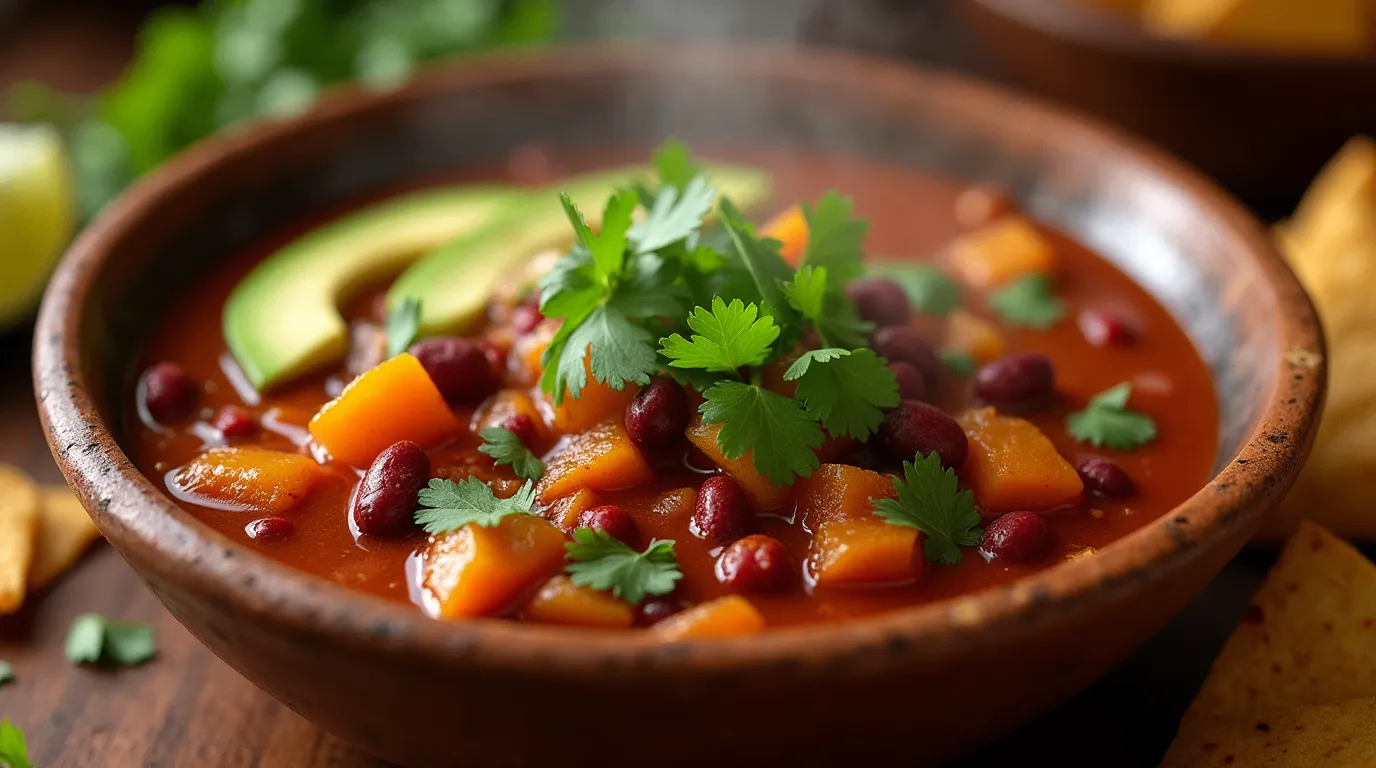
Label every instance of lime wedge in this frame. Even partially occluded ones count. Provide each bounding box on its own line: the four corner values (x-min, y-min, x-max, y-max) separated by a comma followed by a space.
0, 123, 74, 328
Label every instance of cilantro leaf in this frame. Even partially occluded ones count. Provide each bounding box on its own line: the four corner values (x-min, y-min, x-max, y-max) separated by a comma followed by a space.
414, 478, 536, 534
660, 298, 780, 373
783, 266, 829, 321
538, 245, 601, 320
0, 719, 32, 768
867, 262, 962, 317
813, 290, 874, 349
653, 138, 701, 192
385, 296, 421, 358
478, 427, 544, 482
560, 189, 637, 279
784, 348, 899, 440
872, 452, 983, 565
940, 349, 976, 377
608, 252, 687, 319
718, 198, 800, 337
542, 304, 657, 405
629, 175, 715, 254
564, 528, 683, 605
801, 191, 868, 281
1067, 382, 1158, 450
989, 274, 1066, 329
65, 613, 157, 667
699, 381, 823, 486
0, 661, 11, 687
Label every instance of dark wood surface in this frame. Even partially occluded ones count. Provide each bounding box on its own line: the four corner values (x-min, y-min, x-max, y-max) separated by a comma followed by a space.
0, 2, 1279, 766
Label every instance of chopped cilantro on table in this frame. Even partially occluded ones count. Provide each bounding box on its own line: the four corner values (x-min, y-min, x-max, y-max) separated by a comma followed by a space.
413, 478, 536, 534
872, 452, 984, 565
64, 614, 158, 667
564, 528, 682, 605
385, 296, 422, 357
1067, 382, 1158, 450
0, 719, 32, 768
477, 427, 544, 482
989, 273, 1066, 329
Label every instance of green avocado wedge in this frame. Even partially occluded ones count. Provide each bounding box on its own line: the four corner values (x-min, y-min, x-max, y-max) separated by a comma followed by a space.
388, 161, 774, 336
223, 184, 517, 391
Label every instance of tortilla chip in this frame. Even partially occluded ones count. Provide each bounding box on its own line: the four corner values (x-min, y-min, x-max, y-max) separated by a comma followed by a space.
1165, 698, 1376, 768
27, 487, 101, 591
0, 465, 40, 614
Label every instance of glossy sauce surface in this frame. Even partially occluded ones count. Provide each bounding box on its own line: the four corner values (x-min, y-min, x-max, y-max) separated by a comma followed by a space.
127, 148, 1219, 627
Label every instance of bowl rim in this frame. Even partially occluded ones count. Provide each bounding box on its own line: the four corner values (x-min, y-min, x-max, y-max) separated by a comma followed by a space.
34, 41, 1326, 675
968, 0, 1376, 68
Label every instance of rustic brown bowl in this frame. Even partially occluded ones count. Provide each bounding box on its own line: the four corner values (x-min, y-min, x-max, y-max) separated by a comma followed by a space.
960, 0, 1376, 213
34, 43, 1324, 767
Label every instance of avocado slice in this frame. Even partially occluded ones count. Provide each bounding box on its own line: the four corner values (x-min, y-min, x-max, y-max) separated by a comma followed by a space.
388, 161, 774, 335
223, 184, 521, 391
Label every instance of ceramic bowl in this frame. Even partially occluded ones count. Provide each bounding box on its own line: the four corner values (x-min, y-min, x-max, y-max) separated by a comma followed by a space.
34, 43, 1324, 767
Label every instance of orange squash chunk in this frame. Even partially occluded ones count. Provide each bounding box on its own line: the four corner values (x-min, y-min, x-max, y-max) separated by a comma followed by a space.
650, 595, 766, 640
551, 357, 639, 433
647, 487, 697, 528
685, 417, 794, 510
424, 513, 568, 620
949, 216, 1057, 289
809, 517, 922, 587
945, 309, 1006, 365
474, 389, 549, 444
542, 488, 601, 533
171, 447, 324, 515
308, 353, 460, 467
761, 205, 808, 267
957, 407, 1084, 514
523, 575, 633, 629
537, 419, 653, 504
796, 463, 897, 530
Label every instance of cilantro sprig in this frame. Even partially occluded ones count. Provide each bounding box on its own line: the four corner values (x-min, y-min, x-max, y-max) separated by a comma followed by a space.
989, 273, 1065, 329
385, 296, 421, 357
660, 297, 780, 373
872, 452, 983, 565
1067, 382, 1158, 450
477, 426, 544, 482
65, 613, 157, 667
413, 478, 536, 534
784, 348, 899, 440
564, 528, 683, 605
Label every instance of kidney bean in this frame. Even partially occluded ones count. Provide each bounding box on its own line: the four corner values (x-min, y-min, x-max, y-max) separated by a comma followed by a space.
245, 517, 294, 542
408, 337, 501, 403
888, 362, 927, 401
625, 377, 690, 449
872, 326, 942, 388
692, 474, 753, 544
211, 405, 256, 439
1076, 455, 1135, 498
139, 362, 199, 424
638, 599, 687, 626
497, 413, 539, 447
1078, 309, 1138, 348
981, 511, 1052, 564
878, 400, 968, 468
352, 441, 430, 538
974, 353, 1056, 412
846, 277, 910, 329
510, 303, 544, 335
578, 504, 639, 545
717, 535, 793, 592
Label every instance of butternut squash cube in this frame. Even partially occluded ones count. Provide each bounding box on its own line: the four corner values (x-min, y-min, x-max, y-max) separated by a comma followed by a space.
648, 487, 697, 528
308, 353, 460, 467
761, 205, 808, 267
685, 417, 794, 510
536, 419, 653, 504
523, 575, 633, 629
170, 447, 324, 515
957, 407, 1084, 514
945, 309, 1006, 365
474, 389, 549, 444
949, 216, 1056, 289
424, 514, 568, 620
796, 463, 897, 530
809, 517, 922, 587
551, 358, 639, 433
649, 595, 766, 640
542, 488, 601, 534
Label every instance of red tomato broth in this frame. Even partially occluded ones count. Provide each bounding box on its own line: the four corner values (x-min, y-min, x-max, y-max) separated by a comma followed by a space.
125, 148, 1218, 628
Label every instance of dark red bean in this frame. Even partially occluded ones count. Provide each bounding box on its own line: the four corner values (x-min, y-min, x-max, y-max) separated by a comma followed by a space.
878, 400, 968, 468
888, 362, 927, 401
245, 517, 294, 542
692, 474, 753, 544
1076, 455, 1135, 498
846, 277, 910, 329
211, 405, 256, 439
974, 353, 1056, 412
352, 441, 430, 538
138, 362, 199, 424
872, 325, 942, 388
1078, 309, 1138, 348
408, 337, 501, 403
578, 504, 638, 545
497, 413, 539, 447
716, 535, 793, 592
625, 377, 690, 449
638, 599, 687, 626
510, 303, 544, 335
981, 511, 1052, 564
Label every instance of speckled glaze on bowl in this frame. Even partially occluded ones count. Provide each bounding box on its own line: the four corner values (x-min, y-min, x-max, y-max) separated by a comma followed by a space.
35, 44, 1324, 767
